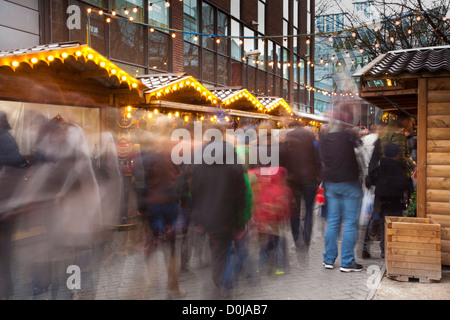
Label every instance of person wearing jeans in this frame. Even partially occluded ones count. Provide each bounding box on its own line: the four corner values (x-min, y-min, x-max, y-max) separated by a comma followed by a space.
318, 119, 363, 272
322, 181, 362, 270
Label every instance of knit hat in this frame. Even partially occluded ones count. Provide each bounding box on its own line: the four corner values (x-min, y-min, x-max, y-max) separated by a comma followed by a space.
384, 142, 401, 158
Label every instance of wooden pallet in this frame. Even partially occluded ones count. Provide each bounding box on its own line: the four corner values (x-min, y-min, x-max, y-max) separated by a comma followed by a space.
385, 217, 442, 283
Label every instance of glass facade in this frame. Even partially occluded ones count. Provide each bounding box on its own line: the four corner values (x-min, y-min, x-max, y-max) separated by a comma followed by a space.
47, 0, 313, 109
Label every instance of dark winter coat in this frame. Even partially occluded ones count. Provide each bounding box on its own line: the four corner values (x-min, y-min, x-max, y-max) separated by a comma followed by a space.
190, 141, 247, 233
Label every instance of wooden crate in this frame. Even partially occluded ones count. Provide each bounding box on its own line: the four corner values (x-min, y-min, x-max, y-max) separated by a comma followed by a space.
428, 214, 450, 266
385, 217, 442, 283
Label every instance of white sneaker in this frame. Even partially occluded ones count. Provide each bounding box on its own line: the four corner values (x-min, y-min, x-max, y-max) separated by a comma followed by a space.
323, 262, 334, 269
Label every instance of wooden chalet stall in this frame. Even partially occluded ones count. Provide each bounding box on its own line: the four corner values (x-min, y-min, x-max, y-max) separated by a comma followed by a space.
0, 41, 147, 151
354, 45, 450, 266
0, 41, 148, 228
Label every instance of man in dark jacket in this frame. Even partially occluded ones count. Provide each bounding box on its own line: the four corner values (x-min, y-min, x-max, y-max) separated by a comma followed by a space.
318, 120, 363, 272
191, 139, 247, 298
281, 122, 319, 247
374, 143, 410, 257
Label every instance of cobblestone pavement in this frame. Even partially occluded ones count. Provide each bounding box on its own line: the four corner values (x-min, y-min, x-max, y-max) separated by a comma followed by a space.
8, 206, 386, 301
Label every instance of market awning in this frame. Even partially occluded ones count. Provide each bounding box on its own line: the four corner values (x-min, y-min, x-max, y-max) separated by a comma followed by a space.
208, 87, 265, 113
257, 96, 294, 116
0, 41, 146, 107
0, 41, 144, 91
139, 73, 219, 106
353, 45, 450, 116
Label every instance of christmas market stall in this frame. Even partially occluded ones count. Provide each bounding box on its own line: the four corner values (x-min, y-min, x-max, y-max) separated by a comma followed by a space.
354, 45, 450, 268
0, 41, 148, 229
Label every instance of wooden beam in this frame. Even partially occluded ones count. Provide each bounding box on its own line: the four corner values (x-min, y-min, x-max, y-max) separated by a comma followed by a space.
360, 88, 418, 97
417, 78, 427, 218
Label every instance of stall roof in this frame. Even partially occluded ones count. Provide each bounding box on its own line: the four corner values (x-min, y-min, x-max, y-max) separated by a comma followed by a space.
209, 87, 267, 112
352, 46, 450, 114
0, 41, 144, 91
138, 73, 219, 106
354, 45, 450, 78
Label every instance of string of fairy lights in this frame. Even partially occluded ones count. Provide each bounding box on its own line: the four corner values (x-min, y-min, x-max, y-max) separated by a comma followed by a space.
85, 4, 450, 98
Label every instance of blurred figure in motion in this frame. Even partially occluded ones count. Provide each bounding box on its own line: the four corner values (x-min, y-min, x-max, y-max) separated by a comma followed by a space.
27, 114, 102, 298
249, 166, 292, 276
190, 124, 247, 299
318, 119, 363, 272
372, 143, 410, 258
0, 111, 30, 300
282, 121, 319, 248
136, 118, 187, 300
96, 131, 123, 229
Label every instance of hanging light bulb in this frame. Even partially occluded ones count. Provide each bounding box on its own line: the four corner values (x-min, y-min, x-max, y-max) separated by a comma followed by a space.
165, 0, 170, 8
351, 32, 357, 37
193, 35, 198, 41
306, 37, 311, 44
111, 10, 116, 16
345, 51, 350, 57
148, 3, 153, 11
390, 36, 395, 42
359, 48, 364, 53
320, 57, 324, 64
408, 29, 412, 34
133, 7, 138, 13
216, 37, 221, 44
328, 35, 333, 42
149, 27, 155, 32
98, 10, 103, 15
124, 8, 129, 15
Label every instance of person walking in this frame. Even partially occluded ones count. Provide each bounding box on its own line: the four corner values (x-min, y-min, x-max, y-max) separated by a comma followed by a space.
363, 113, 415, 258
0, 111, 30, 299
318, 119, 363, 272
282, 121, 320, 247
373, 143, 410, 257
190, 128, 247, 299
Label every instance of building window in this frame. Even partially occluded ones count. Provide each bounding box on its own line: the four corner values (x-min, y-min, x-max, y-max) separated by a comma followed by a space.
202, 49, 215, 83
184, 42, 200, 78
230, 0, 240, 20
217, 10, 229, 56
148, 0, 169, 31
149, 31, 170, 71
293, 0, 298, 28
183, 0, 199, 43
283, 0, 289, 20
202, 2, 215, 50
218, 55, 229, 86
109, 17, 145, 66
258, 0, 265, 34
231, 19, 242, 61
110, 0, 145, 23
244, 27, 257, 68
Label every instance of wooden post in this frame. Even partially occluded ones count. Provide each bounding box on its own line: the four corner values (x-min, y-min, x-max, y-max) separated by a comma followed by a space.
417, 78, 428, 218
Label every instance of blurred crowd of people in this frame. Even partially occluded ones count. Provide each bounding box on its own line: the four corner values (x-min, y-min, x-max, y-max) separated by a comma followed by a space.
0, 108, 417, 300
